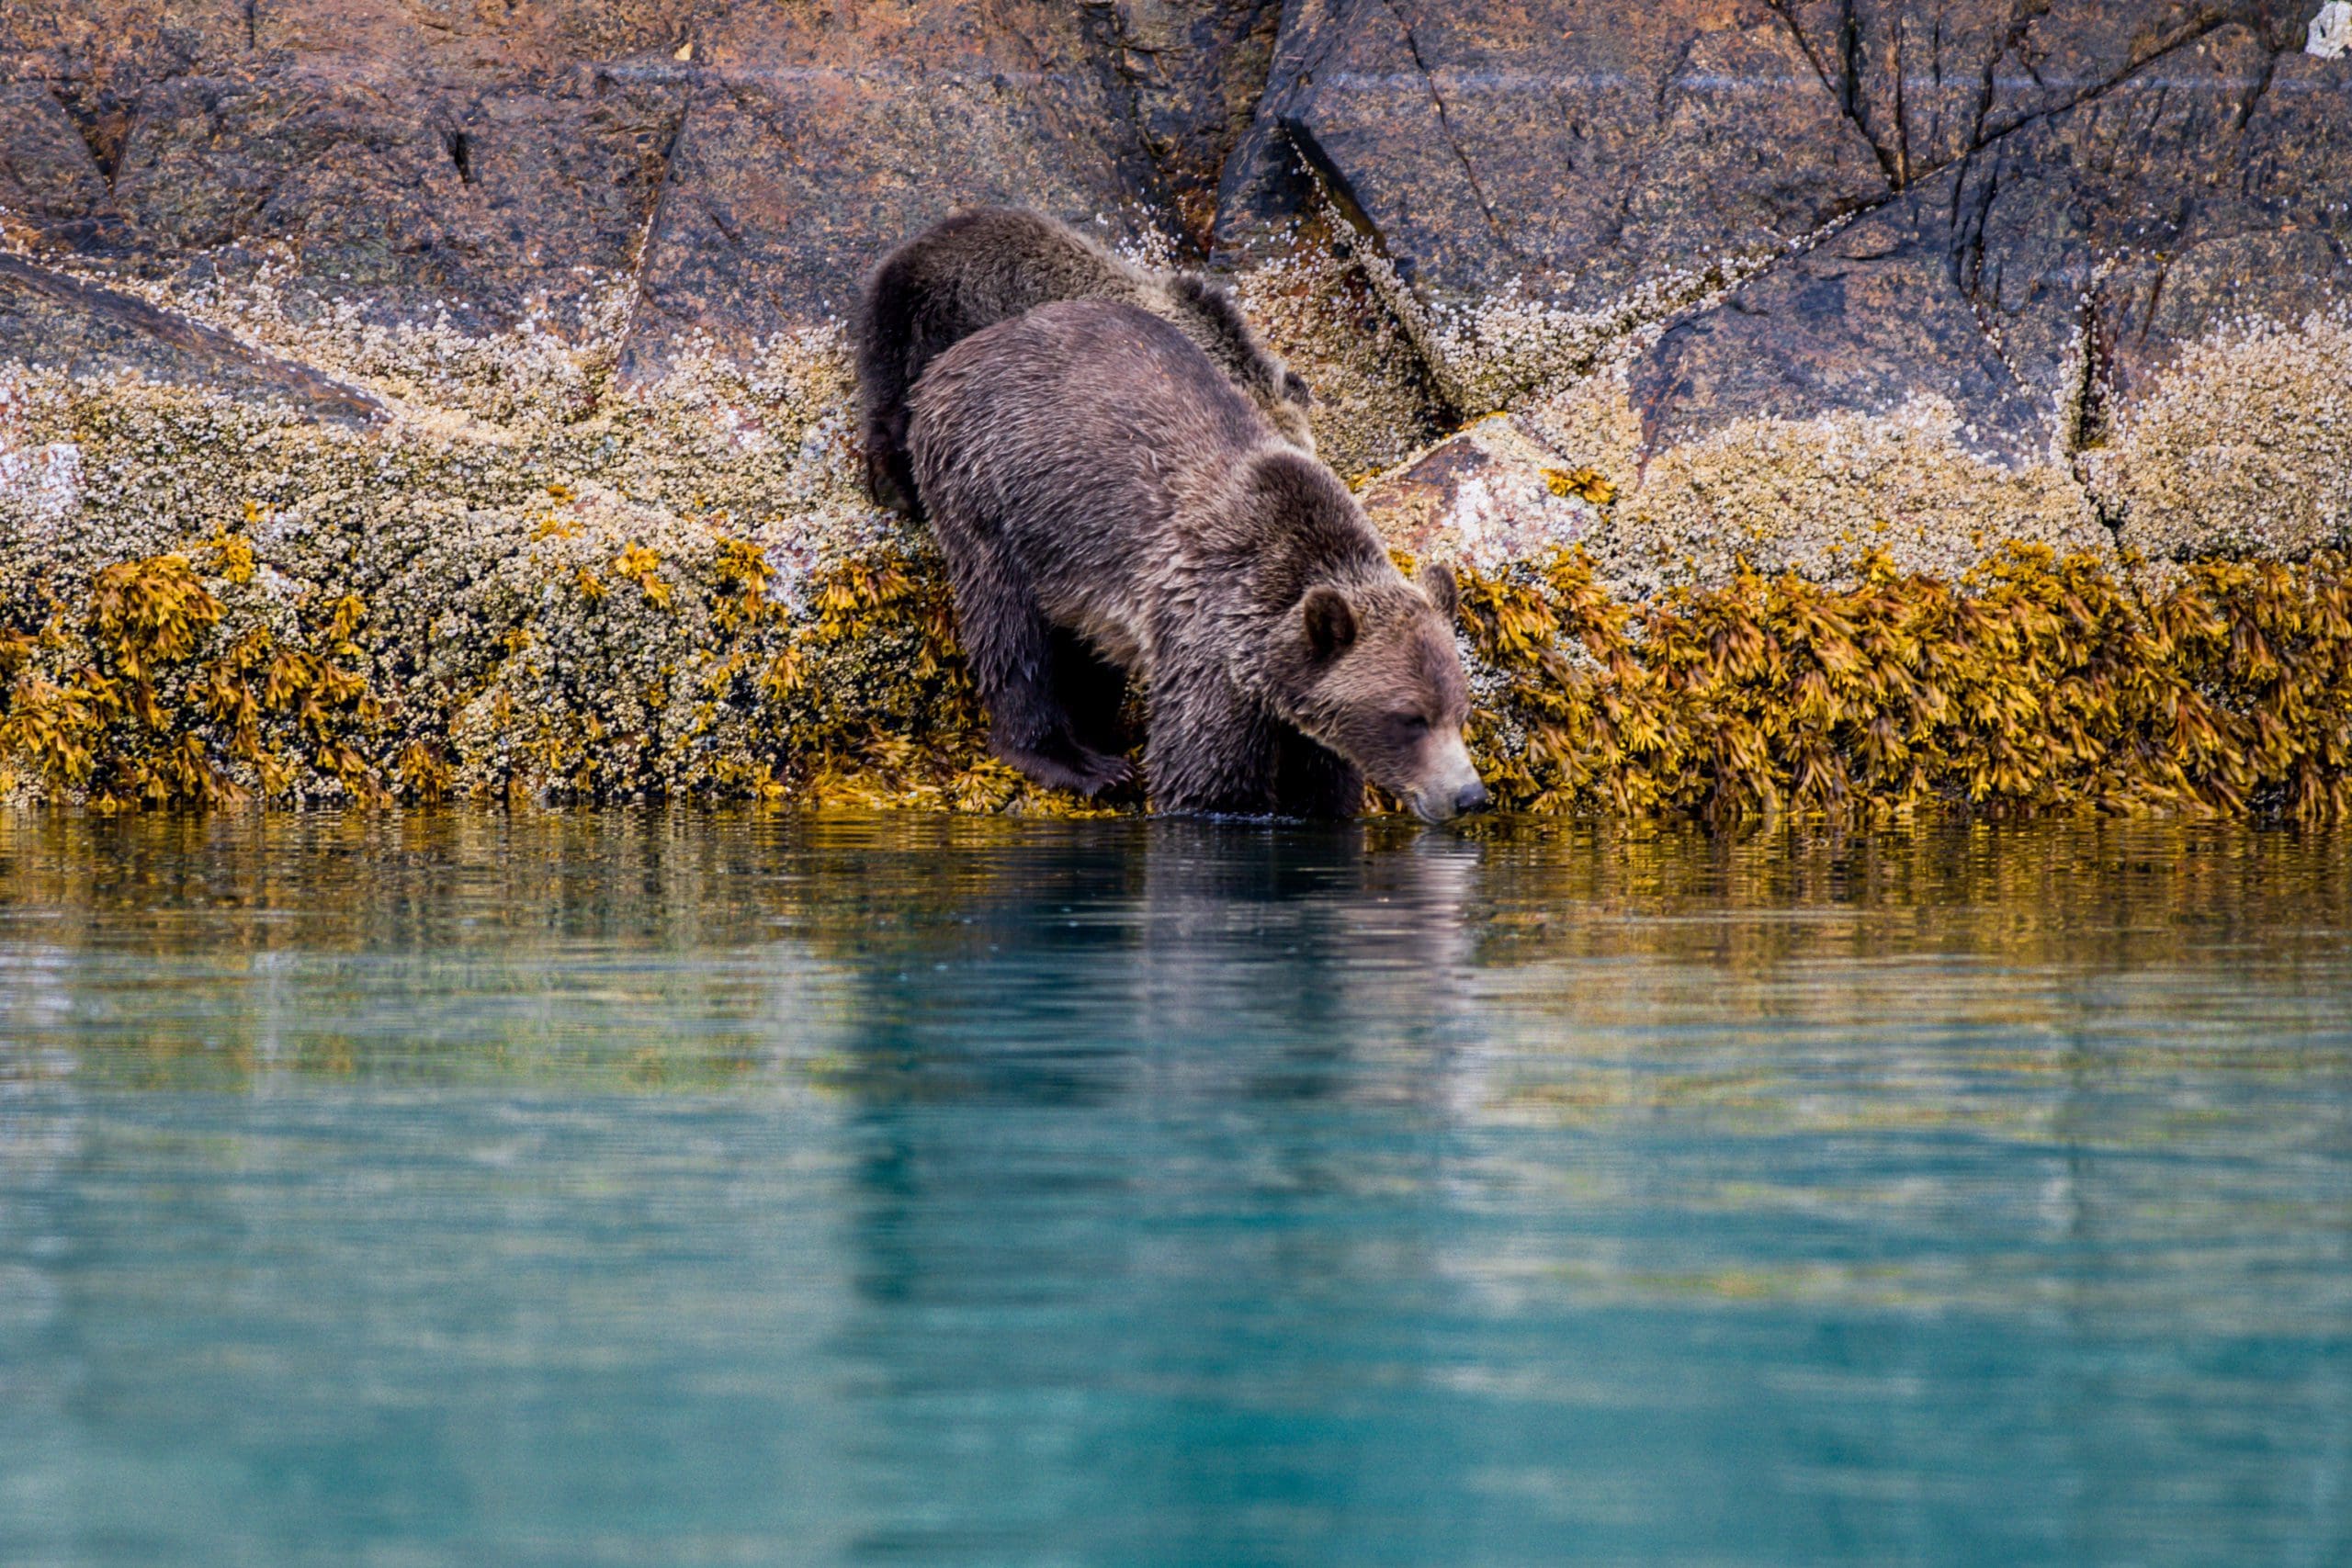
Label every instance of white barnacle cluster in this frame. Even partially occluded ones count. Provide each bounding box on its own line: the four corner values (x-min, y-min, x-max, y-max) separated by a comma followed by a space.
1227, 242, 1447, 479
1419, 246, 1781, 414
2083, 305, 2352, 559
0, 374, 82, 536
1608, 395, 2111, 593
2310, 3, 2351, 60
1105, 217, 1184, 274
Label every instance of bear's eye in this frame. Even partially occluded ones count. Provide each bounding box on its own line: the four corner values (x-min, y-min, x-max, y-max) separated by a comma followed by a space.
1386, 713, 1430, 743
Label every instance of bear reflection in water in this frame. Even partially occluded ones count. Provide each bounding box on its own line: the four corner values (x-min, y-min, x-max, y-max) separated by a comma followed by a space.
817, 819, 1486, 1111
826, 819, 1490, 1359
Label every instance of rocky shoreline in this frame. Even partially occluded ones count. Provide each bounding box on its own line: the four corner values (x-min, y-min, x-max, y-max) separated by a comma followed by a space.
3, 3, 2347, 815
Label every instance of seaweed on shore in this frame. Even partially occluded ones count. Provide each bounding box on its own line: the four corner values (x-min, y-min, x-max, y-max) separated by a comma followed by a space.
1458, 545, 2352, 821
3, 538, 2346, 821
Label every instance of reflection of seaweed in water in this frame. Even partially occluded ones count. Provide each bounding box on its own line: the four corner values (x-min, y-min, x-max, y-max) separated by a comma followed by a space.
6, 820, 2348, 1565
828, 818, 1490, 1331
0, 808, 842, 1088
3, 811, 2348, 1110
1461, 815, 2352, 976
9, 810, 2352, 1337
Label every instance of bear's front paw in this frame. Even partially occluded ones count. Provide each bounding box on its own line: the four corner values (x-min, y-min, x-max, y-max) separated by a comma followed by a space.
996, 737, 1135, 799
1069, 748, 1135, 797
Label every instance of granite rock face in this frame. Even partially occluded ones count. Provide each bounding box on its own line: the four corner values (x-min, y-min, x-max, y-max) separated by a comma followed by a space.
607, 0, 1279, 376
1638, 14, 2349, 432
0, 0, 2347, 575
1102, 0, 1286, 245
1603, 14, 2352, 558
0, 0, 695, 331
1773, 1, 2312, 186
1213, 0, 1896, 407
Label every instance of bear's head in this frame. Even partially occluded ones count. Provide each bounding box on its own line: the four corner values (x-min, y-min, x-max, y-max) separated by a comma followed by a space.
1283, 561, 1488, 822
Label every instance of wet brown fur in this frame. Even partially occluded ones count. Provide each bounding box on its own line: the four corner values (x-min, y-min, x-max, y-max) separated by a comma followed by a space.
908, 299, 1482, 820
857, 207, 1314, 515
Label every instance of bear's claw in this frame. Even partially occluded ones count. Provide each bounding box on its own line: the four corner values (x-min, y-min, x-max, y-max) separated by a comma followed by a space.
996, 738, 1135, 798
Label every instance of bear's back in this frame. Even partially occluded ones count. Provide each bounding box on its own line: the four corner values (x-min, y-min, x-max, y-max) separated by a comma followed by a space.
904, 209, 1143, 325
910, 299, 1275, 519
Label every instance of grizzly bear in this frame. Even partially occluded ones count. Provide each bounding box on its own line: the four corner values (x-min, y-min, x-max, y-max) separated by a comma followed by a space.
908, 299, 1488, 822
856, 207, 1314, 515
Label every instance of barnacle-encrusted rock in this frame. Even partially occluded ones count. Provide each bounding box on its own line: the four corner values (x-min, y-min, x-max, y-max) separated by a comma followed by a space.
3, 0, 2350, 818
1357, 416, 1611, 577
2085, 310, 2352, 562
1227, 217, 1452, 479
1203, 4, 2351, 560
1361, 394, 2116, 599
0, 254, 383, 423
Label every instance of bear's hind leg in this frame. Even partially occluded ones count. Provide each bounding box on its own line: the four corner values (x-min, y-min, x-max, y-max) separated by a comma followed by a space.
939, 540, 1132, 797
1048, 627, 1133, 761
863, 406, 922, 519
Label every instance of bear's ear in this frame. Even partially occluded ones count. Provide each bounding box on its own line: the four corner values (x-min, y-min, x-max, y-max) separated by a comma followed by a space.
1419, 560, 1460, 621
1283, 369, 1312, 409
1302, 585, 1357, 660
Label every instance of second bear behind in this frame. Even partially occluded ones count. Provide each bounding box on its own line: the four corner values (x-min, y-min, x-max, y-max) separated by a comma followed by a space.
856, 208, 1314, 515
909, 299, 1487, 822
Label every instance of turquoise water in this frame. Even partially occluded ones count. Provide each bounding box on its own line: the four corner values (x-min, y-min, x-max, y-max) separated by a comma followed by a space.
2, 812, 2348, 1567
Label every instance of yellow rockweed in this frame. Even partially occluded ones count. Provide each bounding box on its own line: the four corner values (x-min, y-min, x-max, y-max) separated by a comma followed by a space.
614, 545, 673, 609
0, 556, 388, 807
6, 539, 2348, 819
1458, 546, 2352, 821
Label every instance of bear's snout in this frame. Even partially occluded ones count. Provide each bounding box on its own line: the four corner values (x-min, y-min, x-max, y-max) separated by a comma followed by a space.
1407, 735, 1487, 822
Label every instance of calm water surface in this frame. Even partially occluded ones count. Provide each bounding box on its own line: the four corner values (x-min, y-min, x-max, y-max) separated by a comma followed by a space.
1, 811, 2347, 1566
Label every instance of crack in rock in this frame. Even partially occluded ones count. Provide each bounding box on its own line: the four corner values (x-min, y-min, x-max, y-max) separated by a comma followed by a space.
1381, 0, 1521, 259
1277, 115, 1468, 425
0, 252, 386, 424
1770, 0, 1907, 188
